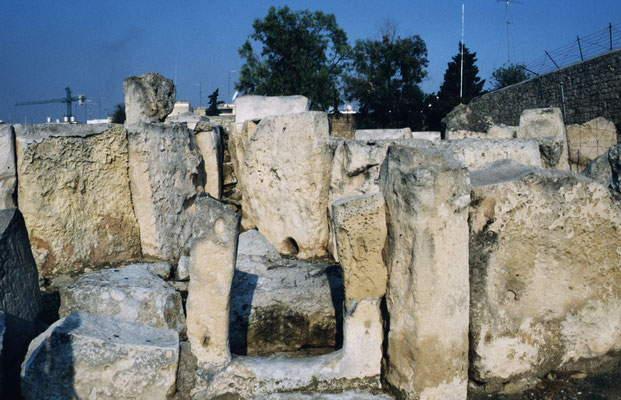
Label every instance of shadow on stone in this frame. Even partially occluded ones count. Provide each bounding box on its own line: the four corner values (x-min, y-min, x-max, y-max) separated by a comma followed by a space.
325, 265, 344, 350
229, 269, 258, 355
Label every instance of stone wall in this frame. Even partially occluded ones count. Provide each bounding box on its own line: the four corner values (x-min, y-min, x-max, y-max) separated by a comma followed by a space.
468, 49, 621, 127
328, 113, 356, 140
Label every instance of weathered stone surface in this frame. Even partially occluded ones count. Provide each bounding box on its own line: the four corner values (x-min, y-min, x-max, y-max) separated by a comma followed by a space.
0, 208, 41, 397
439, 138, 542, 170
195, 128, 222, 199
15, 123, 141, 277
186, 195, 240, 370
517, 108, 569, 169
469, 166, 621, 385
448, 124, 516, 140
21, 312, 179, 400
127, 122, 203, 262
165, 112, 209, 131
582, 149, 612, 188
235, 95, 310, 124
176, 255, 191, 281
535, 136, 567, 169
58, 263, 185, 335
567, 117, 617, 169
411, 131, 441, 141
609, 144, 621, 194
231, 254, 343, 356
442, 103, 493, 134
267, 391, 394, 399
123, 72, 176, 124
237, 112, 334, 258
199, 298, 383, 399
355, 128, 412, 141
332, 193, 387, 302
379, 146, 470, 400
0, 125, 16, 209
237, 229, 281, 259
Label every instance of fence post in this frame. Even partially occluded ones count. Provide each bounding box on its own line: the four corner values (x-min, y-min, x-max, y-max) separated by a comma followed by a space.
610, 22, 613, 51
577, 36, 584, 61
545, 51, 561, 69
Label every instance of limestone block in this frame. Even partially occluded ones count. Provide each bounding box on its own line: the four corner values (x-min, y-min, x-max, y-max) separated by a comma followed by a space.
355, 128, 412, 141
411, 131, 441, 141
379, 146, 470, 400
442, 103, 493, 133
0, 208, 40, 396
21, 312, 179, 400
332, 193, 387, 302
0, 125, 16, 209
176, 255, 191, 281
123, 72, 176, 124
439, 138, 542, 170
237, 229, 280, 259
231, 254, 343, 355
186, 195, 240, 370
195, 128, 223, 199
15, 123, 141, 277
517, 108, 569, 169
235, 95, 310, 124
58, 263, 185, 335
469, 166, 621, 385
487, 124, 518, 139
127, 122, 203, 262
536, 136, 569, 169
200, 298, 383, 399
238, 112, 334, 258
567, 117, 617, 169
581, 148, 612, 188
165, 112, 209, 131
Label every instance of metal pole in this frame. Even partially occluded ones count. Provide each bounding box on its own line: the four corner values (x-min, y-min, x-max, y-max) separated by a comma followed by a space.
545, 51, 560, 69
506, 0, 511, 63
610, 22, 613, 51
577, 36, 583, 61
460, 2, 464, 100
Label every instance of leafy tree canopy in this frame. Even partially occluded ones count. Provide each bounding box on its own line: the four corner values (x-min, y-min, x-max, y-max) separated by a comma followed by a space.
111, 103, 125, 124
345, 33, 428, 130
236, 6, 350, 111
491, 63, 532, 89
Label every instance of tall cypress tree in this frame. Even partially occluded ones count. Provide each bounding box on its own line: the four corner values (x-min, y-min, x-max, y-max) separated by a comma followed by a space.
428, 43, 485, 130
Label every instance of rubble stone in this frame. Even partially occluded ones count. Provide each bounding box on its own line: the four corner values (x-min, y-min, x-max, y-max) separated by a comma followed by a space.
127, 122, 203, 262
469, 165, 621, 385
14, 123, 141, 277
58, 263, 185, 335
123, 72, 176, 124
379, 146, 470, 400
21, 312, 179, 400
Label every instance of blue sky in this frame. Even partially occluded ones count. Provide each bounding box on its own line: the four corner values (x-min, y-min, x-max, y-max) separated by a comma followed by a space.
1, 1, 619, 123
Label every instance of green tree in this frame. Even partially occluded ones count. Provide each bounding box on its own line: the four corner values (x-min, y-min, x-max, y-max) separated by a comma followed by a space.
491, 63, 532, 89
430, 43, 485, 130
236, 6, 350, 111
345, 34, 428, 130
110, 103, 125, 124
206, 88, 220, 116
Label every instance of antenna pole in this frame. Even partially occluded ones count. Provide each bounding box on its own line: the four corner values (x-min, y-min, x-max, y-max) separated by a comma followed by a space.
505, 0, 511, 63
460, 1, 464, 100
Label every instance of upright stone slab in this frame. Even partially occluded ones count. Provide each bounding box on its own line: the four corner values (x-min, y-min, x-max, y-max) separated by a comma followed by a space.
331, 193, 387, 303
123, 72, 176, 124
195, 126, 223, 199
567, 117, 617, 170
517, 108, 569, 169
469, 165, 621, 388
238, 112, 334, 258
439, 138, 542, 170
21, 312, 179, 400
0, 125, 16, 209
58, 263, 185, 335
186, 195, 240, 370
15, 123, 141, 277
127, 122, 203, 262
379, 146, 470, 400
234, 95, 310, 124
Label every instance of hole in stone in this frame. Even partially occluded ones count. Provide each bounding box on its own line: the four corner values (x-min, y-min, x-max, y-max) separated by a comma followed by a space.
281, 237, 299, 256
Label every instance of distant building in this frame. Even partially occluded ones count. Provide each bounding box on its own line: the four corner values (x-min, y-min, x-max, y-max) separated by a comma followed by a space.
170, 101, 191, 117
87, 118, 112, 125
